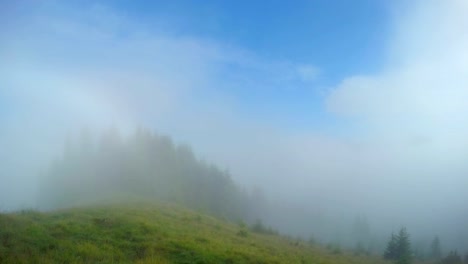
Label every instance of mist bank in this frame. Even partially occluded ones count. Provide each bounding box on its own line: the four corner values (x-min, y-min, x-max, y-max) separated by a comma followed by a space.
37, 127, 264, 223
1, 127, 463, 257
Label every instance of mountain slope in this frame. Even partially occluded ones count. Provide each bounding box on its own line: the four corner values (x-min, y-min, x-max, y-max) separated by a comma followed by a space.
0, 203, 389, 264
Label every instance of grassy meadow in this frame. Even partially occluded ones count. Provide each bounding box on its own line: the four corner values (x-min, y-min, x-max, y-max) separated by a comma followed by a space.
0, 202, 391, 264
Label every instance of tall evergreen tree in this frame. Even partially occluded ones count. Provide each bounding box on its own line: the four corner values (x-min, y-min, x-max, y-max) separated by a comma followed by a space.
396, 227, 412, 264
430, 236, 442, 260
352, 215, 371, 250
384, 227, 412, 264
384, 233, 398, 260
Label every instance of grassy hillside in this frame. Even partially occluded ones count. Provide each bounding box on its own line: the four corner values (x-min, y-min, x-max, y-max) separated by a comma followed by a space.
0, 203, 390, 264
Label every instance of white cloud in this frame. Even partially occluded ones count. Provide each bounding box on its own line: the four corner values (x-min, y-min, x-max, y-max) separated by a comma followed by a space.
321, 0, 468, 245
327, 0, 468, 134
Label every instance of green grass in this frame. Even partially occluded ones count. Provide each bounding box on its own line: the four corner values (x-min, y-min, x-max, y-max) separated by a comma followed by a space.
0, 203, 391, 264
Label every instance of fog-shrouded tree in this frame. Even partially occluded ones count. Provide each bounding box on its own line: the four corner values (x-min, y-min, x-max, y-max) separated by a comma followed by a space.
396, 227, 412, 264
412, 245, 425, 262
384, 233, 398, 260
384, 227, 412, 264
429, 236, 442, 261
351, 215, 371, 251
441, 251, 463, 264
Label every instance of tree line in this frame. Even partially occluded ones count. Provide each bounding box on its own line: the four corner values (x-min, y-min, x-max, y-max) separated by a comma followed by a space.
39, 127, 261, 221
383, 228, 468, 264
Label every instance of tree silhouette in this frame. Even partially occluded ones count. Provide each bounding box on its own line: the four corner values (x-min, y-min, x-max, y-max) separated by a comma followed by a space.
384, 233, 398, 260
441, 251, 462, 264
384, 227, 412, 264
396, 227, 412, 264
429, 236, 442, 260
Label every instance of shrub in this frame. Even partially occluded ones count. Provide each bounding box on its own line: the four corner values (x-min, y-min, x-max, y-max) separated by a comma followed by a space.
237, 229, 248, 237
250, 219, 278, 235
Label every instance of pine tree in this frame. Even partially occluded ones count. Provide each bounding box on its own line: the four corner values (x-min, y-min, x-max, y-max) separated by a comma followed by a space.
430, 236, 442, 260
384, 227, 412, 264
396, 227, 412, 264
384, 233, 398, 260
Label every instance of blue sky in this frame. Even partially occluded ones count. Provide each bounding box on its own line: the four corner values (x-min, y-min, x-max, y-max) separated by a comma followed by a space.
89, 0, 391, 128
1, 0, 391, 134
2, 0, 468, 245
112, 0, 389, 73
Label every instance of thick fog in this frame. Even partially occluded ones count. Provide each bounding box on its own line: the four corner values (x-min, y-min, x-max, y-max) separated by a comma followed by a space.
1, 0, 467, 254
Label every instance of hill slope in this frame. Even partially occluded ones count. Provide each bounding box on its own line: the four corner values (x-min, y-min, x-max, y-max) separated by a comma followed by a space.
0, 203, 389, 264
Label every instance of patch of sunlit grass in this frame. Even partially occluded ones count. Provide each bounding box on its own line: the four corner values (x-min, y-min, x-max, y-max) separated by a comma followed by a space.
0, 202, 393, 263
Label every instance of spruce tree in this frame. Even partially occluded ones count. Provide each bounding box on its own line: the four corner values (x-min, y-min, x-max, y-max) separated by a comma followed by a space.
384, 233, 398, 260
396, 227, 412, 264
430, 236, 442, 260
384, 227, 412, 264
